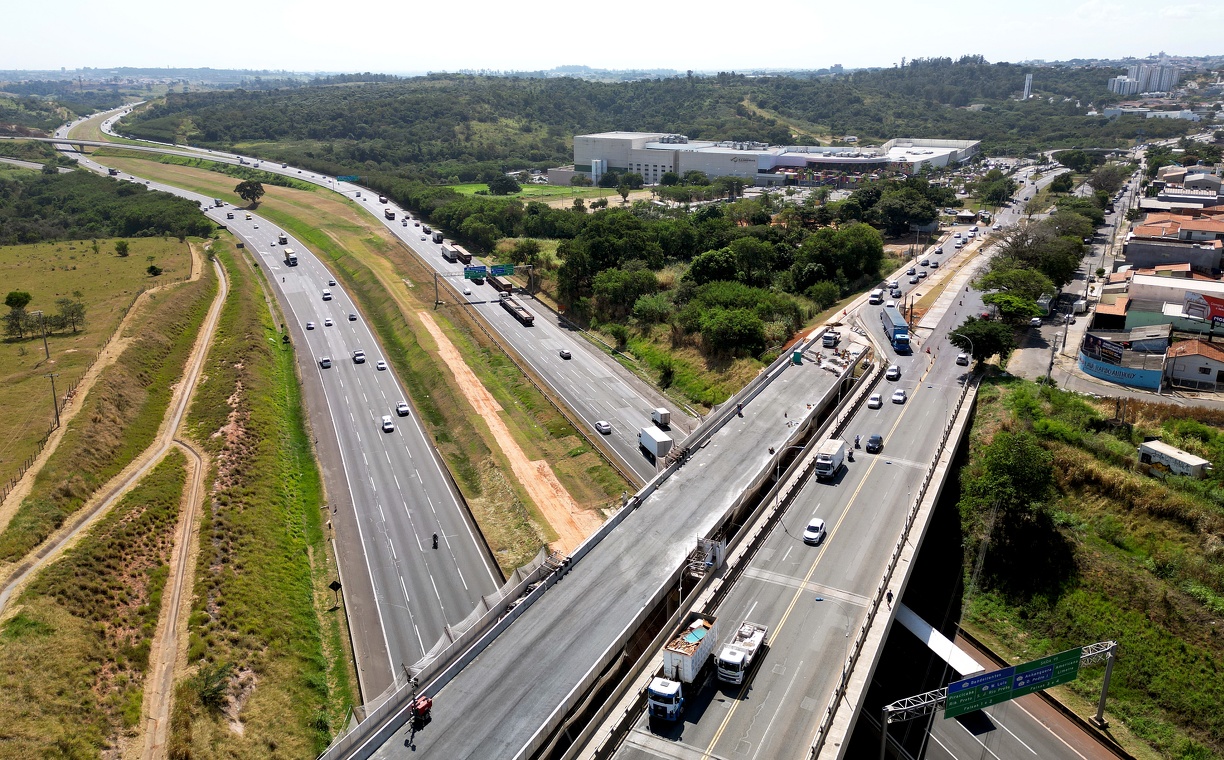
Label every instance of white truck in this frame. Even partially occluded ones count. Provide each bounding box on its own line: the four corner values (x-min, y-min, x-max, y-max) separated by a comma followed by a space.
639, 427, 673, 460
646, 613, 719, 721
813, 438, 847, 481
823, 331, 841, 348
716, 621, 768, 685
651, 407, 671, 428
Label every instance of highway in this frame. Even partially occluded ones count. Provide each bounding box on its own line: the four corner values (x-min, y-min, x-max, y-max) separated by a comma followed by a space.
62, 110, 693, 483
52, 130, 503, 696
368, 335, 846, 759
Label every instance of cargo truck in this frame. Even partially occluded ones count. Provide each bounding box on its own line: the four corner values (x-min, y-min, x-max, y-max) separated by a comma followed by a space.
431, 231, 444, 244
813, 438, 846, 481
441, 245, 459, 263
283, 248, 298, 266
501, 295, 535, 326
880, 305, 911, 353
651, 408, 671, 428
647, 613, 720, 721
384, 208, 396, 221
716, 621, 768, 685
639, 427, 673, 460
822, 331, 841, 348
452, 244, 474, 264
277, 232, 288, 245
488, 275, 514, 294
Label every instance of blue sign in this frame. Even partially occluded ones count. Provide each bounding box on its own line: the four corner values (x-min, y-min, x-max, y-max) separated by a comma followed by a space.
464, 266, 488, 280
490, 264, 515, 277
1078, 351, 1163, 390
336, 175, 359, 182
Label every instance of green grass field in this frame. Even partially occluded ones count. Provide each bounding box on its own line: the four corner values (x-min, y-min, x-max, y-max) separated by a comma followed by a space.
172, 242, 354, 755
0, 238, 193, 496
446, 182, 614, 200
0, 449, 187, 756
0, 252, 213, 563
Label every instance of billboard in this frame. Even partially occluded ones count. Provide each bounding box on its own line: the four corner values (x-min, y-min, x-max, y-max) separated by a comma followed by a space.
1183, 292, 1224, 327
1083, 334, 1124, 364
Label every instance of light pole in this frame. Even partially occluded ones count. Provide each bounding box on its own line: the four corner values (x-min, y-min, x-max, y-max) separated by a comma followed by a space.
814, 596, 853, 638
46, 372, 60, 428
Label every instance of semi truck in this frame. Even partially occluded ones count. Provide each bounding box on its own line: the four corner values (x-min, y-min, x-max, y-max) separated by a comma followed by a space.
880, 305, 911, 353
452, 244, 474, 264
639, 427, 673, 460
813, 438, 846, 481
283, 248, 298, 266
441, 245, 459, 263
716, 621, 768, 685
384, 208, 396, 221
432, 231, 445, 244
651, 407, 671, 428
501, 295, 535, 326
647, 613, 720, 721
488, 275, 514, 294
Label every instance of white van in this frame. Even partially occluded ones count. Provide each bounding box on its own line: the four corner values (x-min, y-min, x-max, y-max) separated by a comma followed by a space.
868, 289, 885, 305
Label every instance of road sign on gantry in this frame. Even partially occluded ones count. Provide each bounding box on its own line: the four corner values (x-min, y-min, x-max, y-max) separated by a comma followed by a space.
944, 647, 1082, 719
490, 264, 515, 276
336, 175, 359, 182
464, 266, 488, 280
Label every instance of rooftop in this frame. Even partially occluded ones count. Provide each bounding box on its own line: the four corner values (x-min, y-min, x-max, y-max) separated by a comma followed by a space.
1169, 338, 1224, 364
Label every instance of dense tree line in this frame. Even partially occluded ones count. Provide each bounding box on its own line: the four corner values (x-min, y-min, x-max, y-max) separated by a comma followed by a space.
0, 170, 214, 245
118, 64, 1196, 183
0, 88, 126, 131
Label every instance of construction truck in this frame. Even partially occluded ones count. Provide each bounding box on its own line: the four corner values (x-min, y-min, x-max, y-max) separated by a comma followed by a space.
647, 613, 720, 721
716, 621, 768, 685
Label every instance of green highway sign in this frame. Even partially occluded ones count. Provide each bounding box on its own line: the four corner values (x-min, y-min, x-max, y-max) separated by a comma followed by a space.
336, 175, 359, 182
464, 266, 488, 280
945, 647, 1081, 719
490, 264, 514, 276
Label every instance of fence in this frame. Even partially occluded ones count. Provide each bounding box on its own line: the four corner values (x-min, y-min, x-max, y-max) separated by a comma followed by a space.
0, 288, 145, 505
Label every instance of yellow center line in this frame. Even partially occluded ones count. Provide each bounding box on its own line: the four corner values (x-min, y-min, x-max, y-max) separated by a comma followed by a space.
701, 366, 936, 756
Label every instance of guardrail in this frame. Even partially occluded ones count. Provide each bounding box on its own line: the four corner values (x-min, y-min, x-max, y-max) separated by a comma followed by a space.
808, 372, 978, 758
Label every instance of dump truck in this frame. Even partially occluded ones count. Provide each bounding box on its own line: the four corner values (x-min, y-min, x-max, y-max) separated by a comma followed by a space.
647, 613, 720, 721
716, 621, 768, 685
651, 408, 671, 428
813, 438, 846, 481
501, 295, 534, 326
283, 248, 298, 266
639, 426, 673, 460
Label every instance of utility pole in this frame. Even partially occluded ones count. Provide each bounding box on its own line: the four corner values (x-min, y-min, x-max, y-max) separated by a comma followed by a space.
32, 310, 50, 360
46, 372, 60, 428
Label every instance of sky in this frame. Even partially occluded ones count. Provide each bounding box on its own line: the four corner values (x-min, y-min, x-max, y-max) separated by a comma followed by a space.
3, 0, 1222, 74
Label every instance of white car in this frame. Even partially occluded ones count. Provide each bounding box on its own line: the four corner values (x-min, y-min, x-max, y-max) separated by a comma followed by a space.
885, 364, 901, 381
306, 321, 315, 330
396, 401, 410, 416
376, 360, 387, 371
594, 420, 612, 434
381, 415, 395, 433
956, 353, 971, 366
803, 518, 827, 546
868, 393, 883, 409
462, 285, 472, 295
324, 318, 333, 327
891, 389, 907, 404
319, 357, 332, 368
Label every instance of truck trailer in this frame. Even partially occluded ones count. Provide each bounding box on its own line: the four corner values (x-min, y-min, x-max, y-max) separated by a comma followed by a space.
488, 275, 514, 294
384, 208, 396, 221
638, 427, 674, 460
647, 613, 720, 721
452, 244, 474, 264
283, 248, 298, 266
500, 296, 535, 326
716, 621, 768, 685
441, 246, 459, 263
432, 231, 444, 244
880, 305, 911, 353
813, 438, 846, 481
1138, 439, 1213, 479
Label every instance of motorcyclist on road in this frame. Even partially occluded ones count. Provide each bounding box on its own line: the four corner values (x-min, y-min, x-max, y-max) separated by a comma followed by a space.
854, 435, 860, 448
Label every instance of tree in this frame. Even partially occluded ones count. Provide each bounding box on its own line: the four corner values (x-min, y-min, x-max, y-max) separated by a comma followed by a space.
701, 307, 765, 356
5, 291, 32, 311
486, 175, 521, 195
569, 174, 593, 188
115, 240, 130, 257
681, 170, 709, 186
1049, 173, 1074, 194
632, 293, 672, 324
685, 248, 739, 286
659, 172, 680, 186
617, 184, 630, 204
804, 281, 841, 310
56, 297, 86, 332
1088, 164, 1128, 196
982, 292, 1043, 324
949, 317, 1017, 363
875, 188, 937, 237
147, 264, 163, 276
976, 268, 1055, 302
234, 180, 265, 207
3, 308, 28, 339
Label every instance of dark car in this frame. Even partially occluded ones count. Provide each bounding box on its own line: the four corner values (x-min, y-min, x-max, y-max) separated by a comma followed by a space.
865, 434, 884, 454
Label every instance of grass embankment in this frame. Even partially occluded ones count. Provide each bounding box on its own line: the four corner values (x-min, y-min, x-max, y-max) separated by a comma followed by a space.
0, 450, 187, 756
0, 238, 192, 493
171, 243, 355, 755
445, 182, 610, 200
0, 252, 213, 562
959, 376, 1224, 759
95, 147, 318, 195
99, 155, 627, 571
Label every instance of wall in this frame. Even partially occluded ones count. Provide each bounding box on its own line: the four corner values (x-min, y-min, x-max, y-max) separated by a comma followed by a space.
1077, 351, 1164, 390
1166, 354, 1224, 389
1122, 242, 1221, 271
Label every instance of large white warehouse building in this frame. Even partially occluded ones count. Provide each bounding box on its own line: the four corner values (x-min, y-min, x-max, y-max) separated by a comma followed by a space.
550, 132, 980, 186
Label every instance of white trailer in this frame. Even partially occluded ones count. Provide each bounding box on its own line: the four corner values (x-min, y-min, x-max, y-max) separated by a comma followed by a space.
716, 621, 768, 685
1138, 440, 1213, 479
651, 407, 671, 427
646, 613, 719, 721
639, 427, 674, 460
813, 439, 847, 481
